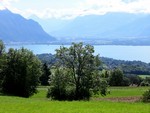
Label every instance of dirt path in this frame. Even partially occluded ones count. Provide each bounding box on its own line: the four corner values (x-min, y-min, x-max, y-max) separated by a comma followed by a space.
93, 96, 141, 102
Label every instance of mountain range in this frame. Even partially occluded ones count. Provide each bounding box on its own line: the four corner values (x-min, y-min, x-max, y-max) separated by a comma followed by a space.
0, 9, 55, 44
31, 12, 150, 45
1, 9, 150, 45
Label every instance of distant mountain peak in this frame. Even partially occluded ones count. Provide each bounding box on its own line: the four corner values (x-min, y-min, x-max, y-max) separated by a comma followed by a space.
0, 9, 56, 43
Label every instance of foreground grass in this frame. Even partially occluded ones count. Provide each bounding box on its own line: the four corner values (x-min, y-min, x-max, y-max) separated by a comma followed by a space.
0, 96, 149, 113
0, 87, 149, 113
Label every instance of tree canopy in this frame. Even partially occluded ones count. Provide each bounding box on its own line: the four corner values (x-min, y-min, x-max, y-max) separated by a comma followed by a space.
47, 42, 107, 100
2, 48, 42, 97
109, 69, 124, 86
0, 40, 6, 88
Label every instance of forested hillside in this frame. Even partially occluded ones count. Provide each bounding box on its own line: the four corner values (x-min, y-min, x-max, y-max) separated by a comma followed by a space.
37, 53, 150, 75
101, 57, 150, 75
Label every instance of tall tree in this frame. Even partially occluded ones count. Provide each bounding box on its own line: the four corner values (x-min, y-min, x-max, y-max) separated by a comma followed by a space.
0, 40, 5, 56
48, 42, 106, 100
40, 63, 51, 86
0, 40, 6, 88
2, 48, 42, 97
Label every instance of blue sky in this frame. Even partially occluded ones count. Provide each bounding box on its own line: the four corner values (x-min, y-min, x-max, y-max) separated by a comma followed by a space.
0, 0, 150, 19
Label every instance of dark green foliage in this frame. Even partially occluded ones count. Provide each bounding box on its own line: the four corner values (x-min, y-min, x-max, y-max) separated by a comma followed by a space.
109, 69, 124, 86
2, 48, 42, 97
0, 40, 6, 89
140, 77, 150, 86
37, 53, 150, 76
37, 53, 56, 66
40, 63, 51, 86
101, 57, 150, 75
122, 77, 130, 86
37, 54, 150, 76
0, 40, 5, 55
126, 74, 143, 86
101, 69, 130, 86
99, 80, 108, 96
47, 68, 76, 100
142, 89, 150, 103
47, 43, 106, 100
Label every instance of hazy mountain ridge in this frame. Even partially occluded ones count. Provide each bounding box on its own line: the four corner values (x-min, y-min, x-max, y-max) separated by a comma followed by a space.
51, 13, 142, 38
0, 9, 55, 43
30, 15, 72, 34
31, 12, 150, 45
1, 9, 150, 45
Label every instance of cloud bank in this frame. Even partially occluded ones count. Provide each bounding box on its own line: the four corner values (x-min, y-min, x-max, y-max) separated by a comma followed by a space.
0, 0, 150, 19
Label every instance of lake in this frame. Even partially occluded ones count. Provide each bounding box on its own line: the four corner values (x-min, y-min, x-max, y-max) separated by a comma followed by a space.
5, 44, 150, 63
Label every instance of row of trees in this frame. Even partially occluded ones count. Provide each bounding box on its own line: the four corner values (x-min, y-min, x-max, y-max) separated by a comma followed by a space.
101, 57, 150, 75
101, 69, 150, 86
0, 41, 107, 100
1, 40, 149, 101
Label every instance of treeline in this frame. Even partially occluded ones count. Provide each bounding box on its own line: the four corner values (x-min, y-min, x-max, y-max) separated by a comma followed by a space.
101, 57, 150, 75
1, 40, 150, 101
0, 41, 108, 100
37, 54, 150, 75
37, 53, 150, 86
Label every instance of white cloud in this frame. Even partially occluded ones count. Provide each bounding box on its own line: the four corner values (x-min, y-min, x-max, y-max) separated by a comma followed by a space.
1, 0, 150, 19
79, 0, 150, 14
127, 0, 150, 13
0, 0, 18, 11
0, 0, 18, 7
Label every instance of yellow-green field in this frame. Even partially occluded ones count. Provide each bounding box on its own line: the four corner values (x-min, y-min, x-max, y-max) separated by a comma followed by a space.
138, 75, 150, 79
0, 87, 150, 113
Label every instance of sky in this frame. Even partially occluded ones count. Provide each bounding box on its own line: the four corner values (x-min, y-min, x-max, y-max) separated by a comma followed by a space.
0, 0, 150, 19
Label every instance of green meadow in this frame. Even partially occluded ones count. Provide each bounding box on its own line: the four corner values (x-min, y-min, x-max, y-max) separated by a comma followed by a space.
96, 87, 149, 98
0, 87, 150, 113
138, 75, 150, 79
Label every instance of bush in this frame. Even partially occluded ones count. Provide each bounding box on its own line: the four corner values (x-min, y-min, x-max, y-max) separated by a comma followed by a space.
47, 68, 91, 100
47, 68, 75, 100
140, 77, 150, 86
47, 86, 68, 100
47, 86, 91, 101
140, 82, 150, 86
142, 89, 150, 103
99, 80, 108, 96
109, 69, 124, 86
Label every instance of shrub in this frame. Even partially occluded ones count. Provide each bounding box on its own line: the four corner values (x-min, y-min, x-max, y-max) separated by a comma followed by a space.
47, 68, 91, 100
47, 86, 68, 100
142, 89, 150, 103
140, 82, 150, 86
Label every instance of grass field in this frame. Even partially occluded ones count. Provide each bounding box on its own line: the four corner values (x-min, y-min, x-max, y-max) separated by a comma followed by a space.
95, 87, 149, 98
138, 75, 150, 79
0, 87, 150, 113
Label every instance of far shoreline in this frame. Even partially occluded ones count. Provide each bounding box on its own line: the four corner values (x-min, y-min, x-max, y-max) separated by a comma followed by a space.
4, 42, 150, 46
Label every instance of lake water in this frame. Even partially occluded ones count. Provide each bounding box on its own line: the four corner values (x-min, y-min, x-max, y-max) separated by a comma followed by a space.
5, 45, 150, 63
